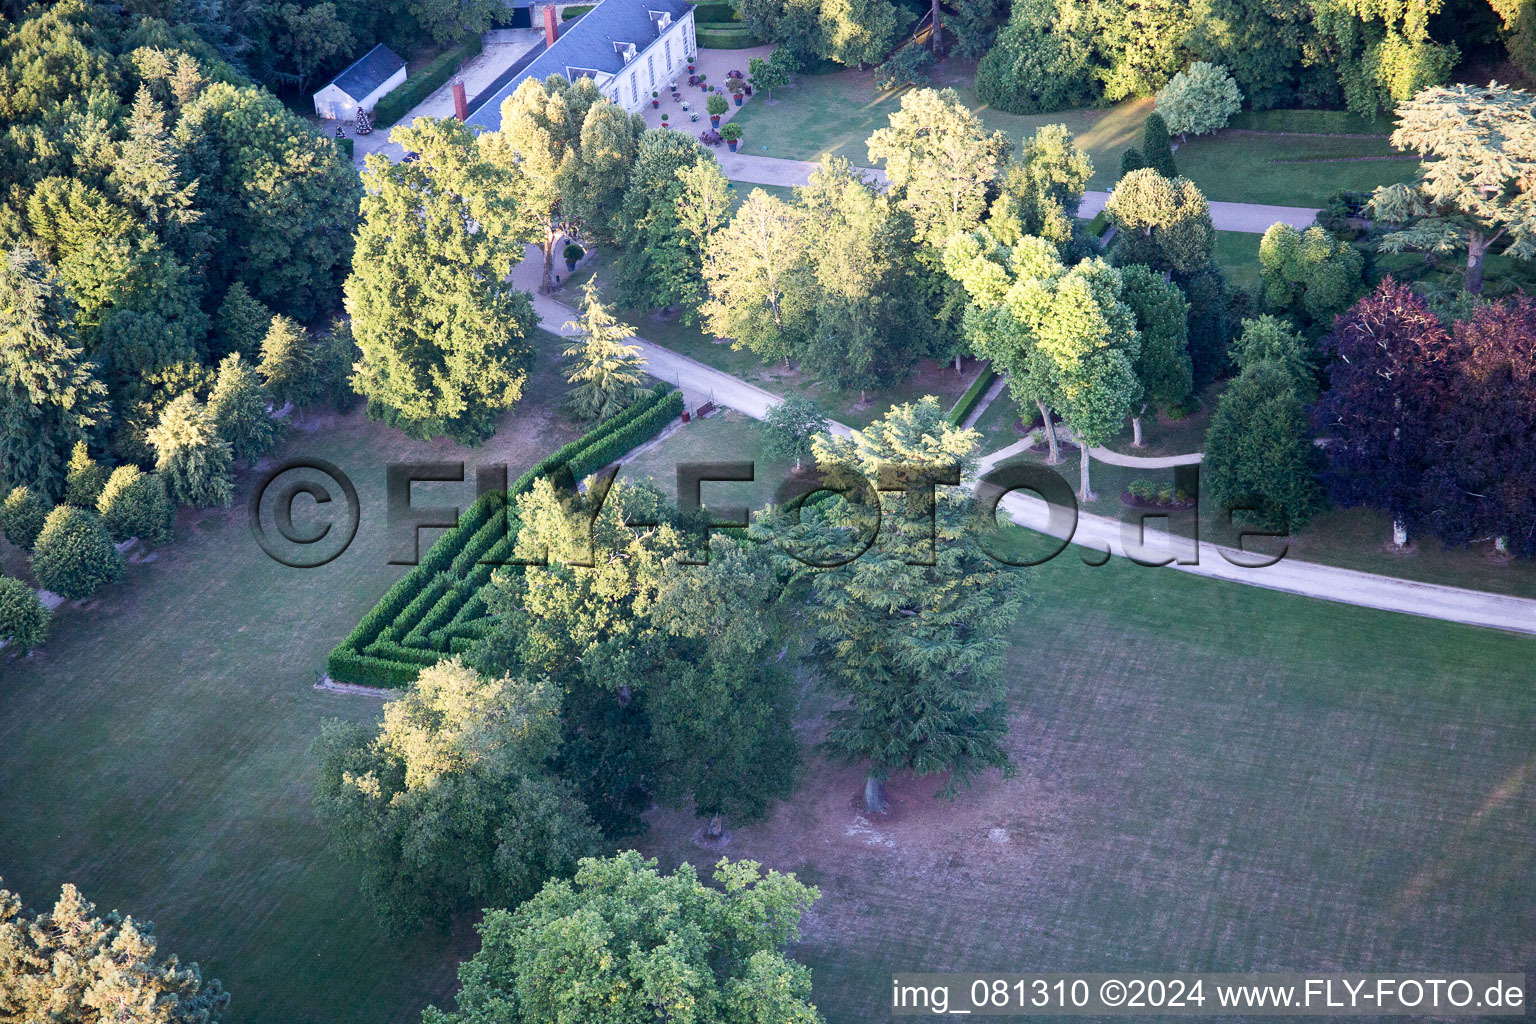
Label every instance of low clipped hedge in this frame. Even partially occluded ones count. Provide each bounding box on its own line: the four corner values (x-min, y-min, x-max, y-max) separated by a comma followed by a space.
948, 366, 997, 425
561, 4, 595, 18
373, 35, 484, 128
694, 3, 740, 23
696, 25, 762, 48
1228, 108, 1393, 135
327, 384, 680, 687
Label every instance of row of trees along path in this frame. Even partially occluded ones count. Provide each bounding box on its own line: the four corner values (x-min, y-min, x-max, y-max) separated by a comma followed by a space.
527, 273, 1536, 637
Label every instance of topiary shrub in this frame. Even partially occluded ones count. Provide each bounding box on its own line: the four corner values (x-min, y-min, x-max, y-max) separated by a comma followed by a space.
97, 466, 175, 546
0, 575, 49, 652
1, 487, 52, 551
1141, 112, 1177, 177
1118, 147, 1145, 178
30, 505, 123, 601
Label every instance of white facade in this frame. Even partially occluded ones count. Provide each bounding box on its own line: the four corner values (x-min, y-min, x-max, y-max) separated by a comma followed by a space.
600, 9, 696, 112
313, 64, 406, 120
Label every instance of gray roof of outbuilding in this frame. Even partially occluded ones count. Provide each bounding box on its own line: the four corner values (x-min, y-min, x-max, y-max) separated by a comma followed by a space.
327, 44, 406, 101
466, 0, 692, 130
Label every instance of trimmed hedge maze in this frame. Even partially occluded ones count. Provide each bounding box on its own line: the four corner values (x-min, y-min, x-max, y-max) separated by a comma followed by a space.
327, 384, 684, 688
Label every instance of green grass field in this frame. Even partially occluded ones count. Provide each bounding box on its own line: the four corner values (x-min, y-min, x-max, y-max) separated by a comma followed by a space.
2, 402, 1532, 1023
0, 335, 583, 1024
1213, 230, 1263, 292
725, 61, 1419, 206
639, 534, 1536, 1023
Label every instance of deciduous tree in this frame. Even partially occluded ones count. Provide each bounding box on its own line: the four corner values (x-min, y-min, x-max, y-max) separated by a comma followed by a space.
702, 189, 814, 365
1258, 222, 1366, 332
763, 394, 828, 470
422, 852, 824, 1024
314, 658, 599, 932
1155, 61, 1243, 139
1105, 169, 1215, 278
1119, 263, 1192, 445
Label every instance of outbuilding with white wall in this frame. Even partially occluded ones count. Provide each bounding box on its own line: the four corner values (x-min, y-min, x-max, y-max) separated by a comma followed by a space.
313, 44, 408, 120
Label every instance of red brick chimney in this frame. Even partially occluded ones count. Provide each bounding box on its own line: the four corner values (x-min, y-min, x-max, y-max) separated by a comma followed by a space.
543, 4, 559, 47
451, 81, 468, 121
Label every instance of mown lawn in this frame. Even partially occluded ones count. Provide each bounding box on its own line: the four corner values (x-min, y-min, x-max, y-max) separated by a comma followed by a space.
2, 381, 1532, 1024
0, 335, 583, 1024
726, 60, 1419, 207
639, 541, 1536, 1023
1213, 230, 1263, 292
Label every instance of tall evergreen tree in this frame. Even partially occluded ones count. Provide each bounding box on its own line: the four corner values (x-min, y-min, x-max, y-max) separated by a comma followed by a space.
109, 84, 200, 229
1369, 82, 1536, 294
63, 440, 108, 507
0, 879, 228, 1023
208, 351, 279, 461
1120, 263, 1192, 446
1140, 111, 1178, 177
348, 118, 535, 444
561, 280, 649, 423
212, 281, 271, 361
256, 314, 317, 410
30, 504, 122, 600
0, 246, 109, 499
147, 392, 234, 508
1203, 360, 1325, 535
778, 398, 1027, 813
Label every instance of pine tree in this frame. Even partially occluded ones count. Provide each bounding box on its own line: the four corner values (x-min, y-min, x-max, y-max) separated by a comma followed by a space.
778, 398, 1027, 813
0, 247, 109, 500
257, 314, 318, 409
1204, 361, 1325, 535
0, 575, 49, 652
63, 440, 109, 507
1, 486, 51, 550
147, 392, 234, 508
208, 352, 279, 462
110, 85, 200, 228
213, 281, 272, 361
0, 880, 228, 1022
97, 465, 175, 545
561, 279, 649, 423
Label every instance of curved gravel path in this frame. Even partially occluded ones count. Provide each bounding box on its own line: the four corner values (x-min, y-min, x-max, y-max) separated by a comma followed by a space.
528, 278, 1536, 636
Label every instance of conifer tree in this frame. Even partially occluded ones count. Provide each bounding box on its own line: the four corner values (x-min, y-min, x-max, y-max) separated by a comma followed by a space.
0, 575, 49, 652
147, 392, 234, 508
561, 279, 649, 423
0, 880, 228, 1022
30, 504, 123, 600
212, 281, 272, 360
63, 440, 109, 507
110, 84, 200, 228
776, 398, 1027, 813
96, 464, 175, 545
209, 352, 279, 461
0, 247, 109, 499
257, 314, 318, 410
0, 486, 51, 550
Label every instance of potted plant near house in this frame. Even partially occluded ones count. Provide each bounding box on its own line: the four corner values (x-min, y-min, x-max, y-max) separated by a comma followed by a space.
720, 121, 743, 152
726, 77, 745, 106
696, 73, 707, 91
651, 90, 659, 108
687, 56, 695, 72
563, 242, 584, 272
706, 93, 727, 126
660, 112, 670, 127
700, 128, 723, 146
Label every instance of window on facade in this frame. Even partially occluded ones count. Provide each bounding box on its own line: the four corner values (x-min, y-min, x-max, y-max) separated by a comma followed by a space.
647, 54, 654, 88
664, 38, 672, 69
630, 71, 638, 104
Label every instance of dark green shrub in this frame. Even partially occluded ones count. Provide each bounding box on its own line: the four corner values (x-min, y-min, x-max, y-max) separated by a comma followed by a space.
947, 368, 998, 425
30, 506, 123, 600
0, 575, 49, 653
1, 487, 52, 550
1118, 147, 1145, 178
1141, 113, 1177, 177
97, 466, 175, 546
372, 35, 484, 128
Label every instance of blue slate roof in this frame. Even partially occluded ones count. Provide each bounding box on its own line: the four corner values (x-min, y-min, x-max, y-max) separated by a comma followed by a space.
327, 44, 406, 101
466, 0, 692, 130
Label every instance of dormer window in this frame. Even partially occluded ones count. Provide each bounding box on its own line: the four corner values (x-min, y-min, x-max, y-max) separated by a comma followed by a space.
614, 41, 637, 62
649, 10, 672, 33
